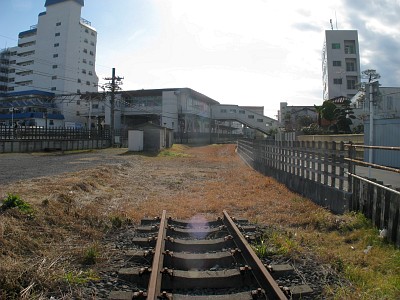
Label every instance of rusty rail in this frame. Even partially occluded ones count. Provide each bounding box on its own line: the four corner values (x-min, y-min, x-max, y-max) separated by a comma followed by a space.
146, 210, 167, 300
222, 210, 288, 300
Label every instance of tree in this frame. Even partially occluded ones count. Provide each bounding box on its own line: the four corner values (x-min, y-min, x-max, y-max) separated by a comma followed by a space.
332, 99, 356, 133
361, 69, 381, 83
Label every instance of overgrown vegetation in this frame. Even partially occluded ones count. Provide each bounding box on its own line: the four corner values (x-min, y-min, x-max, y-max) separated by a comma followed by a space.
0, 145, 398, 299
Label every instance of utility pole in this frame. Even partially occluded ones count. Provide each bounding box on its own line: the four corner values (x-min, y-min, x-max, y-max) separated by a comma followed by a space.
104, 68, 123, 145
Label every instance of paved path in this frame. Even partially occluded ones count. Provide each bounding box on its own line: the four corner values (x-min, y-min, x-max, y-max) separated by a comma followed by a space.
0, 149, 128, 186
355, 166, 400, 189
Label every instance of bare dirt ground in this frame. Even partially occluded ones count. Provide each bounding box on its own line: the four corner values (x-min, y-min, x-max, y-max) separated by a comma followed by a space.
0, 144, 398, 299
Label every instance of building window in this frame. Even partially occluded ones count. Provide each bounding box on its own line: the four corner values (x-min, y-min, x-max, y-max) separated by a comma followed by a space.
88, 71, 93, 75
239, 110, 245, 114
49, 120, 54, 125
55, 32, 60, 37
53, 54, 58, 58
77, 100, 80, 105
90, 41, 95, 46
56, 22, 61, 26
82, 69, 86, 74
76, 111, 80, 116
91, 32, 95, 36
86, 81, 90, 85
83, 48, 88, 53
77, 78, 81, 83
333, 78, 342, 84
52, 65, 58, 69
248, 115, 254, 119
332, 43, 340, 49
257, 119, 264, 122
52, 76, 57, 80
89, 51, 94, 56
347, 77, 357, 90
346, 60, 356, 72
220, 109, 227, 113
387, 96, 393, 110
84, 39, 88, 43
51, 87, 56, 91
77, 89, 80, 93
54, 43, 59, 47
85, 29, 89, 33
89, 61, 93, 66
333, 61, 341, 67
83, 59, 87, 63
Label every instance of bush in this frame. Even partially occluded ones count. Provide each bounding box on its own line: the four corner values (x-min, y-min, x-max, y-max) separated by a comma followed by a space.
1, 194, 33, 214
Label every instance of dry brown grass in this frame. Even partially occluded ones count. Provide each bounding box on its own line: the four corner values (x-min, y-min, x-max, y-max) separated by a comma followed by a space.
0, 144, 399, 299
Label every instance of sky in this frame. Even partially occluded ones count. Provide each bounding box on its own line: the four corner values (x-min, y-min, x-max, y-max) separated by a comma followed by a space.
1, 0, 400, 119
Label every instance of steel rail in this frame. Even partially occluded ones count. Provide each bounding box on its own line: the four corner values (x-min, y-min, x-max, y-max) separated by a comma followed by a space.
222, 210, 288, 300
146, 210, 167, 300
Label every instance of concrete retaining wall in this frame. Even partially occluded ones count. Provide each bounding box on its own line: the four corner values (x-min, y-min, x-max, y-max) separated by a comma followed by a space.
0, 139, 111, 153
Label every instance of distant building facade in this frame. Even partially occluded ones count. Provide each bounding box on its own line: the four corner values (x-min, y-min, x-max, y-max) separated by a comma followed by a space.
278, 102, 317, 131
0, 0, 98, 126
322, 30, 361, 101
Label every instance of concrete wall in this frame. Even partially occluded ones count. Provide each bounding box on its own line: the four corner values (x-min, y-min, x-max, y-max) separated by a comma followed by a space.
0, 139, 110, 153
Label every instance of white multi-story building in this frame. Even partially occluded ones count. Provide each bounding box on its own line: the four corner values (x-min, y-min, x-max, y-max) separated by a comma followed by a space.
322, 30, 360, 100
1, 0, 98, 126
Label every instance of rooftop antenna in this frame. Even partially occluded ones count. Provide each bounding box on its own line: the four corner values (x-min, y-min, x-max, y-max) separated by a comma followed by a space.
330, 19, 333, 30
335, 11, 338, 29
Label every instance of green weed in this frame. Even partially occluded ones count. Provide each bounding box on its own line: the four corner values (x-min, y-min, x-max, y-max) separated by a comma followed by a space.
1, 194, 33, 214
63, 270, 100, 285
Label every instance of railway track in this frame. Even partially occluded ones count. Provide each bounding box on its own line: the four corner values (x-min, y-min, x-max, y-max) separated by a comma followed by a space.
109, 210, 312, 300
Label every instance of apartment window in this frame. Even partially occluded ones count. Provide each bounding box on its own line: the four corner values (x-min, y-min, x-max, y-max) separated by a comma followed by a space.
89, 61, 93, 66
53, 54, 58, 58
89, 51, 94, 56
52, 76, 57, 80
346, 59, 356, 72
86, 81, 90, 85
239, 110, 245, 114
56, 22, 61, 26
54, 43, 59, 47
82, 59, 87, 63
77, 78, 81, 83
76, 111, 80, 116
49, 120, 54, 125
83, 48, 88, 53
333, 78, 342, 84
220, 109, 227, 113
248, 115, 254, 119
333, 61, 341, 67
229, 109, 236, 113
55, 32, 60, 37
332, 43, 340, 49
52, 65, 58, 69
9, 78, 15, 82
344, 41, 356, 54
82, 69, 86, 74
347, 77, 357, 90
90, 41, 95, 46
257, 119, 264, 122
91, 32, 95, 37
92, 104, 99, 109
51, 87, 56, 91
84, 39, 88, 43
85, 29, 89, 33
88, 71, 93, 75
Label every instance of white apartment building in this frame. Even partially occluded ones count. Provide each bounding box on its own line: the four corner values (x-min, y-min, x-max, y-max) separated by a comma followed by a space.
1, 0, 98, 126
322, 30, 360, 100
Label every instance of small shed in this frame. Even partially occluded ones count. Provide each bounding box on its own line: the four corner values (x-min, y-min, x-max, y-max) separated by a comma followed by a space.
133, 122, 174, 152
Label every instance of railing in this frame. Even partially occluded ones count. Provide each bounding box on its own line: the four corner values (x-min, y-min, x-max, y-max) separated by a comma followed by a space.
237, 139, 400, 247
